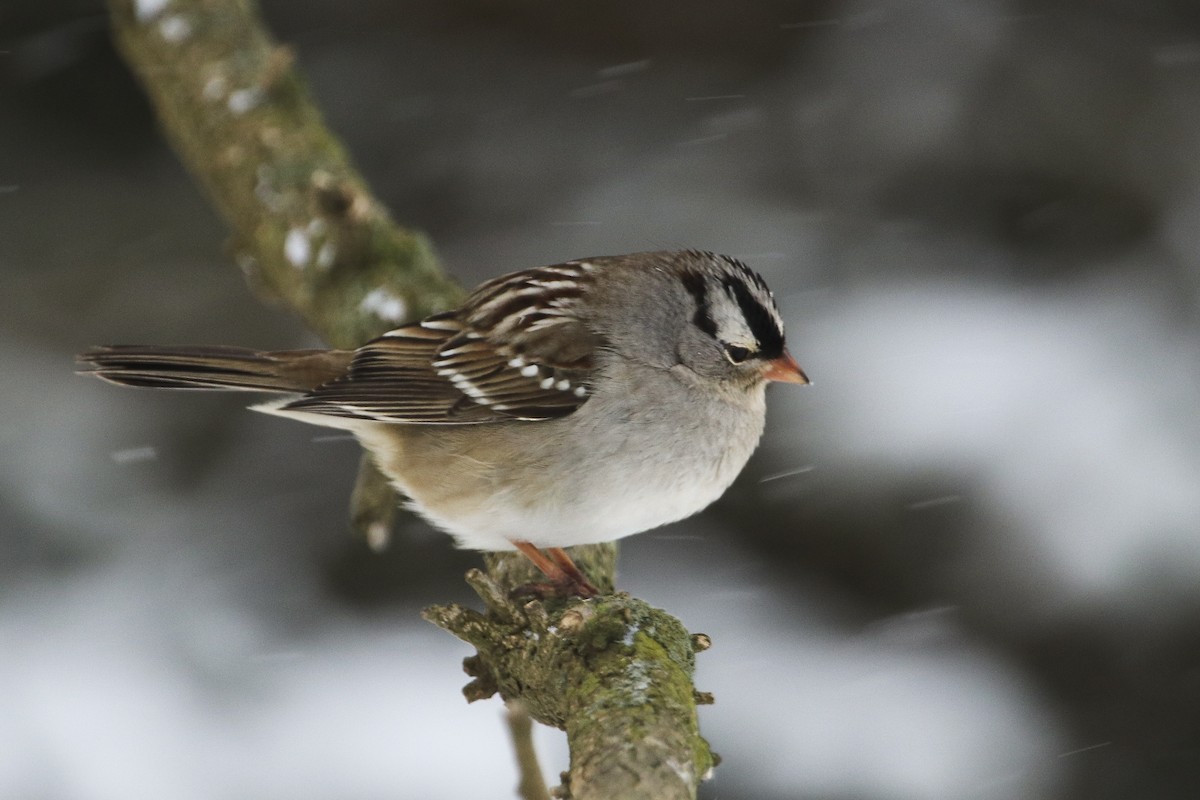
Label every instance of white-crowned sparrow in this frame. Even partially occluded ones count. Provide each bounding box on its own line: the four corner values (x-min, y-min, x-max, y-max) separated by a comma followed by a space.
79, 250, 808, 595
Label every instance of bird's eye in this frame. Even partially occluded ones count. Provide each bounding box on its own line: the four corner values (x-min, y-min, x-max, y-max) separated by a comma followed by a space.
723, 344, 752, 364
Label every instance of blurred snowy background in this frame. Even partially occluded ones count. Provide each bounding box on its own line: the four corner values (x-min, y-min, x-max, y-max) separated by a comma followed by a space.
4, 1, 1200, 798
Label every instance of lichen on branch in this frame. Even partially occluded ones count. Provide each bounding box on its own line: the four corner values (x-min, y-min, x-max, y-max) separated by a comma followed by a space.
424, 568, 716, 800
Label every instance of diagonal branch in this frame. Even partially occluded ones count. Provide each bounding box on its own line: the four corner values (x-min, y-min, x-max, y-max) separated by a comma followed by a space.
106, 1, 715, 797
107, 0, 458, 548
108, 0, 462, 348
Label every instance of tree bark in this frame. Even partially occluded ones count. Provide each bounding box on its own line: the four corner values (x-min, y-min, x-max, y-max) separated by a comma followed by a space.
106, 2, 715, 796
108, 0, 462, 348
424, 569, 716, 800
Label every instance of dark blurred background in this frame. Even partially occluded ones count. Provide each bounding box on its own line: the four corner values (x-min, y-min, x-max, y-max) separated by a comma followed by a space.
4, 1, 1200, 798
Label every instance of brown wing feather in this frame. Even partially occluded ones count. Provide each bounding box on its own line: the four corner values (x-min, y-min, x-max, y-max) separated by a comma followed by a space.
281, 261, 601, 424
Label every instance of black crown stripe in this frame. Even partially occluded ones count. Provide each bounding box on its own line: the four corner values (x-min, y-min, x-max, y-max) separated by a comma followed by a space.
721, 275, 785, 360
680, 269, 718, 338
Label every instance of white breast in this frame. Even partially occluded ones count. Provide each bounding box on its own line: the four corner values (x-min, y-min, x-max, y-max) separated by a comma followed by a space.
388, 376, 769, 552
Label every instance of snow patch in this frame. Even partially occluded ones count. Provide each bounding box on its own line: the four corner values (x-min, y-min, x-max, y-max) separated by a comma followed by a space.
134, 0, 170, 22
227, 88, 264, 116
158, 15, 191, 42
359, 289, 407, 323
284, 228, 310, 268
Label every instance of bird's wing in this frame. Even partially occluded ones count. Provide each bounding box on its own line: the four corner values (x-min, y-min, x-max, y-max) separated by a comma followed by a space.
281, 263, 600, 424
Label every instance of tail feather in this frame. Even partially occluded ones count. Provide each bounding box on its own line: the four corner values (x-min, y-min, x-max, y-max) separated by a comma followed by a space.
77, 345, 352, 393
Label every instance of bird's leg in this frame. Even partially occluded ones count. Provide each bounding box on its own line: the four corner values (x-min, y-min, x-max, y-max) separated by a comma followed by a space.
511, 541, 599, 598
546, 547, 600, 597
512, 541, 571, 583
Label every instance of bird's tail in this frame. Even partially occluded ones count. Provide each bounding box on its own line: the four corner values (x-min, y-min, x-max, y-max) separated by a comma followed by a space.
76, 345, 352, 393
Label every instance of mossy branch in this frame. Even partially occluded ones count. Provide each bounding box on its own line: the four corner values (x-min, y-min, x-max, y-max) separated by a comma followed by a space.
107, 1, 715, 797
108, 0, 462, 347
424, 567, 716, 800
107, 0, 453, 550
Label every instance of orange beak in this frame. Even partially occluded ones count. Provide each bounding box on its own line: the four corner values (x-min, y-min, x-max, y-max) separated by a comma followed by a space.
762, 349, 809, 384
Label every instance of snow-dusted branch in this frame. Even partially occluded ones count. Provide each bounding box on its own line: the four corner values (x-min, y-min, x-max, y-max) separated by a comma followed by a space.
109, 0, 461, 348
